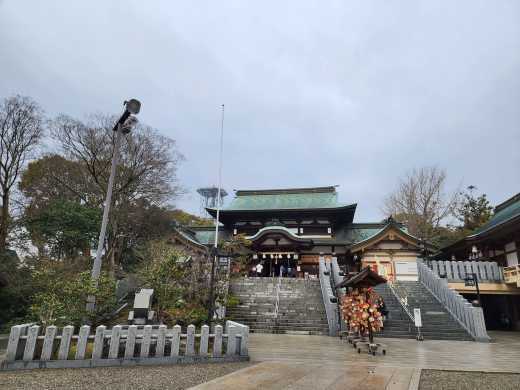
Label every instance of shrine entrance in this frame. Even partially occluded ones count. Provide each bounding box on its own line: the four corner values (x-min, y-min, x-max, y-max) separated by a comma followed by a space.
246, 225, 314, 278
251, 252, 300, 277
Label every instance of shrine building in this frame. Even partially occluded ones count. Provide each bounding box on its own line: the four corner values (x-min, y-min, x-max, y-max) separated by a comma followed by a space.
173, 186, 430, 281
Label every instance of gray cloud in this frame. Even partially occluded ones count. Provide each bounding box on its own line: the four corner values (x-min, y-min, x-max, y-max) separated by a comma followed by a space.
1, 1, 519, 221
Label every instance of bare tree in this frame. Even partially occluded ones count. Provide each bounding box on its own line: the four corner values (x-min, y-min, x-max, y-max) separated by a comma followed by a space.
51, 113, 184, 273
0, 95, 44, 251
382, 166, 458, 240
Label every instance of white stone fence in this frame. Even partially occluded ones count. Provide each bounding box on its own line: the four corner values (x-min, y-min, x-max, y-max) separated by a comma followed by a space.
1, 321, 249, 370
429, 260, 504, 282
417, 260, 490, 342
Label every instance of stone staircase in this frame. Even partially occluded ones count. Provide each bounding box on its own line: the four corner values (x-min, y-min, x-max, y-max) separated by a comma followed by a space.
394, 281, 473, 340
373, 284, 417, 339
375, 282, 473, 341
226, 277, 329, 335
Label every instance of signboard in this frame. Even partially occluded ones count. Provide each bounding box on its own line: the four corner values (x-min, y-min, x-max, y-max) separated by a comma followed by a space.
413, 308, 422, 328
395, 261, 419, 281
465, 278, 475, 287
395, 262, 418, 275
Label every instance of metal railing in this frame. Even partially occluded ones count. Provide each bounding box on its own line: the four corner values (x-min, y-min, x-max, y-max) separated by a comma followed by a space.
387, 282, 414, 321
273, 269, 283, 319
387, 282, 422, 340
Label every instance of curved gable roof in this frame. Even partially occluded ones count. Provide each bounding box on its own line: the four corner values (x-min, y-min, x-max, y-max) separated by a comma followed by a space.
246, 226, 314, 244
349, 221, 423, 252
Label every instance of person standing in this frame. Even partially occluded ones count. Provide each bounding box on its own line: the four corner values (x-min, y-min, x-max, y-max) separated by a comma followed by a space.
256, 263, 264, 277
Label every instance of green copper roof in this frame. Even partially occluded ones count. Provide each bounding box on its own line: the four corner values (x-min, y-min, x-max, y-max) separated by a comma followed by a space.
469, 192, 520, 237
223, 186, 350, 211
174, 226, 228, 246
191, 227, 230, 245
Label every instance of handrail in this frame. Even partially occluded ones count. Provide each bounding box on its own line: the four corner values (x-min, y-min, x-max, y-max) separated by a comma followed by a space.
273, 269, 282, 319
386, 281, 422, 340
387, 282, 415, 322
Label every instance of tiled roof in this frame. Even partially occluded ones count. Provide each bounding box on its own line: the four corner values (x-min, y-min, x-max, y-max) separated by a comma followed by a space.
222, 186, 352, 211
191, 227, 230, 245
340, 224, 387, 244
468, 192, 520, 238
173, 226, 229, 246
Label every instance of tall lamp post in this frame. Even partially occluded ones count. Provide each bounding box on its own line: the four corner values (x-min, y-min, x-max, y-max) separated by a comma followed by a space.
87, 99, 141, 312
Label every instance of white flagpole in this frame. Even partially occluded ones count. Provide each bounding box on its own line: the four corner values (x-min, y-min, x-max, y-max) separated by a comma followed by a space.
214, 104, 225, 247
208, 104, 225, 321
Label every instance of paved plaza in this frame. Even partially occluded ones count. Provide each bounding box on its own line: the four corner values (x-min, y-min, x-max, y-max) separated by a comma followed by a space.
1, 331, 519, 389
192, 331, 520, 389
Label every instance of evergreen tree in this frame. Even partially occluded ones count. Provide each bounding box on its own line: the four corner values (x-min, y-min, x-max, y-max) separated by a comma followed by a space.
456, 186, 493, 231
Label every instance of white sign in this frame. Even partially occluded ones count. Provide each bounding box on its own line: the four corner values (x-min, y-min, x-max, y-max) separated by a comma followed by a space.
395, 261, 418, 275
414, 308, 422, 328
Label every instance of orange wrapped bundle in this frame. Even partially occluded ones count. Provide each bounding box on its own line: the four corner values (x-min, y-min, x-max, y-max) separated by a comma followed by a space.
340, 287, 383, 336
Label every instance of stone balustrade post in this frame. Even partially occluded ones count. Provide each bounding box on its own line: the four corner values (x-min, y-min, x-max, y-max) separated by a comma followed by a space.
186, 325, 195, 356
156, 325, 167, 357
239, 325, 249, 356
92, 325, 106, 360
41, 326, 57, 361
140, 325, 152, 358
170, 325, 181, 357
226, 326, 238, 356
124, 325, 137, 359
108, 325, 122, 359
75, 325, 90, 360
23, 325, 40, 361
213, 325, 223, 357
6, 325, 27, 362
199, 325, 209, 356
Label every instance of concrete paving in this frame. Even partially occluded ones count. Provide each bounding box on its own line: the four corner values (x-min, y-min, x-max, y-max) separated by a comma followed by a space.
190, 331, 520, 389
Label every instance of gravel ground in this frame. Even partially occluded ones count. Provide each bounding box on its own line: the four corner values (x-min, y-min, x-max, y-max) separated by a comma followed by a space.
420, 369, 520, 390
0, 362, 252, 390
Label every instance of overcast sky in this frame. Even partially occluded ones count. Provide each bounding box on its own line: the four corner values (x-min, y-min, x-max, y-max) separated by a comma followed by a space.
1, 1, 519, 221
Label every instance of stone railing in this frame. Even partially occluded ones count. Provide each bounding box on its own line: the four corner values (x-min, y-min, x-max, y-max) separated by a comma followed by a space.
429, 260, 503, 282
330, 258, 348, 332
330, 258, 345, 297
417, 260, 490, 342
1, 320, 249, 370
319, 258, 338, 336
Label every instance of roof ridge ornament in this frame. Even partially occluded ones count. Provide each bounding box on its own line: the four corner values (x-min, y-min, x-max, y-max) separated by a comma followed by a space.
265, 218, 283, 227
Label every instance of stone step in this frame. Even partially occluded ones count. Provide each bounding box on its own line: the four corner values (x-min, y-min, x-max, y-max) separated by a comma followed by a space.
228, 277, 328, 335
372, 282, 472, 341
